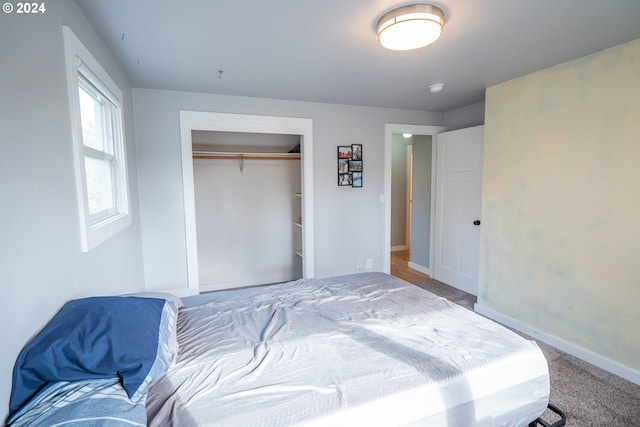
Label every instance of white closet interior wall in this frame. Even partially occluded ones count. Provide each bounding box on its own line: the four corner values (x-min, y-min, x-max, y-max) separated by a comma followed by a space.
192, 131, 302, 291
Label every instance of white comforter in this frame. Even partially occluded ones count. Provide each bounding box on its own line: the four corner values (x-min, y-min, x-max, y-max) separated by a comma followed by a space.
146, 273, 549, 426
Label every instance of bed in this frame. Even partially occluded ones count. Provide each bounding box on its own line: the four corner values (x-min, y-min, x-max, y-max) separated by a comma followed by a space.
8, 272, 550, 426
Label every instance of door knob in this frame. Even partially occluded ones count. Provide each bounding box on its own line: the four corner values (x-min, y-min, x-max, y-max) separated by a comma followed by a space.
473, 220, 481, 226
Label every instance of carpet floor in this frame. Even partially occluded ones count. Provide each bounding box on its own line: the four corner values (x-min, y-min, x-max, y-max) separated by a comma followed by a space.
412, 277, 640, 426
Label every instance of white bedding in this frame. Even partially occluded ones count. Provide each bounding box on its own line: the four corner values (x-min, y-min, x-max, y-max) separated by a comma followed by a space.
146, 272, 549, 426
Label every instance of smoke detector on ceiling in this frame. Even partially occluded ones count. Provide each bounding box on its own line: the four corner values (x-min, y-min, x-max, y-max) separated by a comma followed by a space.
428, 83, 445, 93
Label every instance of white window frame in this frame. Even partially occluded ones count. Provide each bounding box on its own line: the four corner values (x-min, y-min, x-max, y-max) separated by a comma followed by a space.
63, 26, 131, 252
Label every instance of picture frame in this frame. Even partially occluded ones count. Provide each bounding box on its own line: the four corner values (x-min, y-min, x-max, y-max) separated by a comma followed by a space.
352, 171, 363, 188
338, 173, 352, 186
338, 158, 350, 174
337, 144, 363, 188
351, 144, 362, 160
349, 160, 362, 172
338, 146, 352, 159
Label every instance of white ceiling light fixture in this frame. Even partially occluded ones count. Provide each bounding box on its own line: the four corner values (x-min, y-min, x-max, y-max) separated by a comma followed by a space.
377, 4, 444, 51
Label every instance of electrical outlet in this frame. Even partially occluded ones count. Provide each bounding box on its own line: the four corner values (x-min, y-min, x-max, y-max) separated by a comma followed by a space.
366, 258, 373, 269
356, 258, 363, 269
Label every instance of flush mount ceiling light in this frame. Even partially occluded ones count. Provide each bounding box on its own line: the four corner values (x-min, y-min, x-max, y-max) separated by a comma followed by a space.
377, 4, 444, 51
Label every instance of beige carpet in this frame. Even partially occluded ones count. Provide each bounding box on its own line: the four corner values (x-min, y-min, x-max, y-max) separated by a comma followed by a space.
413, 278, 640, 426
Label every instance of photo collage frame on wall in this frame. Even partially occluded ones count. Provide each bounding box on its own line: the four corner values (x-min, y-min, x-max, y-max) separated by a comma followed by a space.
337, 144, 363, 188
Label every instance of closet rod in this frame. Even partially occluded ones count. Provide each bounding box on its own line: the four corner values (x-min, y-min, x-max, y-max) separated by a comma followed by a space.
192, 151, 300, 173
192, 151, 300, 161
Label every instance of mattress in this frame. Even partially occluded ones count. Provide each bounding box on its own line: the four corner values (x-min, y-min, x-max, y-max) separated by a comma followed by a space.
146, 272, 549, 426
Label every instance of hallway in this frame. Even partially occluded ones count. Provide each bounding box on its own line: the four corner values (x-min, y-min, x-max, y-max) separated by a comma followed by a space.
390, 250, 429, 284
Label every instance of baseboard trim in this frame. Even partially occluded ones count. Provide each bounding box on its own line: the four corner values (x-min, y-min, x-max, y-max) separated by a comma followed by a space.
407, 262, 430, 276
200, 273, 300, 293
391, 245, 409, 252
474, 303, 640, 386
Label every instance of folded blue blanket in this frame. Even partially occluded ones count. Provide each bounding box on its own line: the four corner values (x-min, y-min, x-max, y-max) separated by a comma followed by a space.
9, 296, 165, 418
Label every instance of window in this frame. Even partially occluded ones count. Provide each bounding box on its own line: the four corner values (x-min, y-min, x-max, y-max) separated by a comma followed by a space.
63, 26, 130, 252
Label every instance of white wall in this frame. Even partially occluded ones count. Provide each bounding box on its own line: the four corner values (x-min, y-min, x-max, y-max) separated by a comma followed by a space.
133, 88, 444, 289
0, 1, 145, 421
194, 157, 302, 289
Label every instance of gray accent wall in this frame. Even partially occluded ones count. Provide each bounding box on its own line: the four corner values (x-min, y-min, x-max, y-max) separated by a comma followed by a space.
390, 134, 411, 248
0, 1, 145, 420
409, 135, 433, 270
444, 101, 485, 130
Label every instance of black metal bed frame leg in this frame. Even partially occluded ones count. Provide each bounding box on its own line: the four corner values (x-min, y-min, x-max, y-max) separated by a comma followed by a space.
528, 403, 566, 427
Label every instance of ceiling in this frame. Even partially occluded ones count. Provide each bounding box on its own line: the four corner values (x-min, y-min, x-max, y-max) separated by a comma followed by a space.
76, 0, 640, 113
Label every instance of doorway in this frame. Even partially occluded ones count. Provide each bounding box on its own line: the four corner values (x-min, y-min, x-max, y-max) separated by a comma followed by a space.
390, 135, 413, 253
180, 111, 315, 295
390, 133, 435, 278
192, 131, 302, 291
383, 124, 445, 275
385, 124, 484, 296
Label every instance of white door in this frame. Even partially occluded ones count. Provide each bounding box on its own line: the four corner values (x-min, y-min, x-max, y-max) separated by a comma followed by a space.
433, 126, 484, 295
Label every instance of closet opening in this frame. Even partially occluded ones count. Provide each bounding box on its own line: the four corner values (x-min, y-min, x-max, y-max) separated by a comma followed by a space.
192, 131, 303, 292
180, 112, 314, 295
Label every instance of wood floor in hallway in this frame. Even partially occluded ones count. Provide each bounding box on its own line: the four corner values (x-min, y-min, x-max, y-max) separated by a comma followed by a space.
390, 249, 429, 284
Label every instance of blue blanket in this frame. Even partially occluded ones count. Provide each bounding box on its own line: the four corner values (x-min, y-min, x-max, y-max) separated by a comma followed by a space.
9, 296, 165, 418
